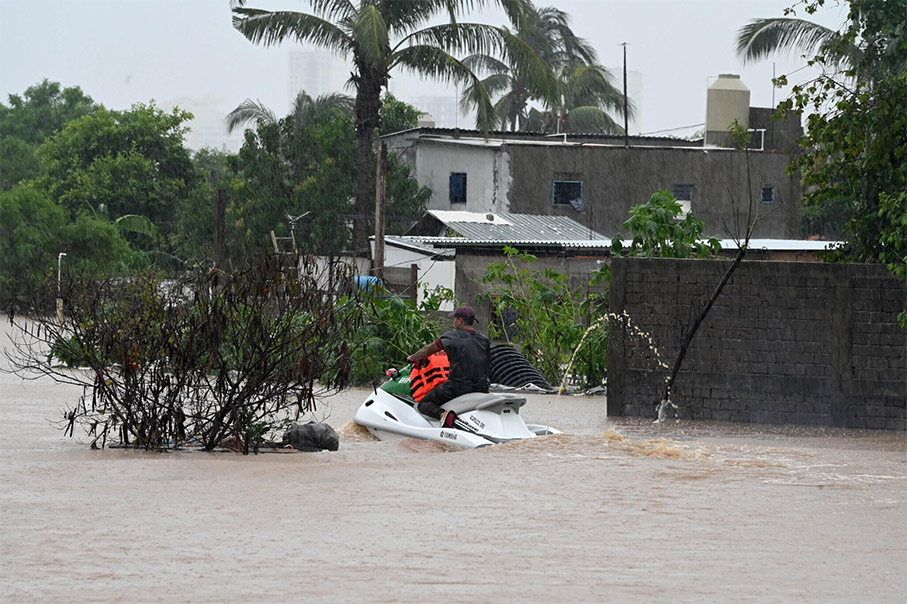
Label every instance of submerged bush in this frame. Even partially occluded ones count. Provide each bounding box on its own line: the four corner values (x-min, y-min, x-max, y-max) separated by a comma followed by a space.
6, 254, 364, 453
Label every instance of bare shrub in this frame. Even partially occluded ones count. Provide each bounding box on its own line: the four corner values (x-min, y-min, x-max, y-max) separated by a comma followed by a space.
4, 254, 363, 454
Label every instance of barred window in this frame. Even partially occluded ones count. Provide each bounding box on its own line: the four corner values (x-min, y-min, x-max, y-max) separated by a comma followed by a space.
552, 180, 583, 208
449, 172, 467, 204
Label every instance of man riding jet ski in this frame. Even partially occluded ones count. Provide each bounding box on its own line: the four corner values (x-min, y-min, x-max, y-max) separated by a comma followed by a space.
407, 306, 490, 429
353, 307, 559, 448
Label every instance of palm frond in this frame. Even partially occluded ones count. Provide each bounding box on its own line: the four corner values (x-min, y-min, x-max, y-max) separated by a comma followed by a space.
308, 0, 355, 21
291, 90, 354, 127
400, 22, 505, 59
115, 214, 162, 241
232, 8, 353, 53
351, 5, 390, 68
736, 18, 846, 66
532, 5, 598, 66
461, 53, 509, 75
225, 98, 277, 133
391, 44, 495, 133
499, 27, 558, 107
562, 64, 627, 116
459, 72, 512, 110
564, 106, 622, 134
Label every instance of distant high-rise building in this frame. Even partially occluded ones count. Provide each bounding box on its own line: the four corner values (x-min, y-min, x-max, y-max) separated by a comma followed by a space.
288, 50, 350, 103
163, 93, 244, 153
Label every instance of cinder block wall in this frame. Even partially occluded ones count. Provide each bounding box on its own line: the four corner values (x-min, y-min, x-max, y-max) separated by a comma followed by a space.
607, 258, 906, 430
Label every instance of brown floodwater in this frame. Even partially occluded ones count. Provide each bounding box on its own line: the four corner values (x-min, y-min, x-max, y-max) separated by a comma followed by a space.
1, 323, 905, 603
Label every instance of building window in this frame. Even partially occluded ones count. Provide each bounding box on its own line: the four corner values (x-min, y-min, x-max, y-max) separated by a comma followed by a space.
761, 185, 775, 204
449, 172, 467, 204
671, 184, 693, 202
671, 184, 693, 217
552, 180, 583, 209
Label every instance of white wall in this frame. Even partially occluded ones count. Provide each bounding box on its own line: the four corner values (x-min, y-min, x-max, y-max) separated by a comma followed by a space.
415, 141, 502, 213
382, 244, 455, 311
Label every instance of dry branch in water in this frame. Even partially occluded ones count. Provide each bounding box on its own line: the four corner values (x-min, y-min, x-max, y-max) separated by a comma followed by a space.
4, 254, 364, 453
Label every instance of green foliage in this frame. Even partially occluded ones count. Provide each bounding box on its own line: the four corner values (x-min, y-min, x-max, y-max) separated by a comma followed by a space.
192, 147, 231, 190
775, 0, 906, 316
0, 80, 98, 143
225, 108, 428, 257
0, 135, 41, 189
0, 80, 99, 189
343, 285, 454, 385
226, 112, 356, 255
232, 0, 548, 248
0, 184, 135, 301
35, 103, 203, 242
460, 2, 596, 131
481, 246, 609, 389
379, 93, 423, 135
611, 190, 722, 258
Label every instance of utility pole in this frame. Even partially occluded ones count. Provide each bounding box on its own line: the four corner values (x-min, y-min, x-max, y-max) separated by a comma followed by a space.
373, 140, 387, 281
214, 189, 226, 268
56, 252, 66, 326
621, 42, 629, 148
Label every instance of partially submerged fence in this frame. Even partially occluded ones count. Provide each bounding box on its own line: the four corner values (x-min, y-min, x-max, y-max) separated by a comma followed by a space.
608, 258, 906, 430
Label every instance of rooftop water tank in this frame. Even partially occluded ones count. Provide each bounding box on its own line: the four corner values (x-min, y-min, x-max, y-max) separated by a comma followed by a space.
705, 74, 750, 147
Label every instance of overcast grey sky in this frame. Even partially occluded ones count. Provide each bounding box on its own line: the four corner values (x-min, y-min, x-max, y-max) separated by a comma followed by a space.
0, 0, 848, 148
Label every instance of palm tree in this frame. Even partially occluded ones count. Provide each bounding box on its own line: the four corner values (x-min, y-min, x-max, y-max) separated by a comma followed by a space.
460, 1, 597, 130
736, 17, 859, 75
525, 63, 629, 134
737, 12, 906, 84
232, 0, 548, 250
226, 90, 354, 134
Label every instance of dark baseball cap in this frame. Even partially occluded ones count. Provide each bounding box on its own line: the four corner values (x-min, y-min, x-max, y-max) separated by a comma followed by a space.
449, 306, 477, 321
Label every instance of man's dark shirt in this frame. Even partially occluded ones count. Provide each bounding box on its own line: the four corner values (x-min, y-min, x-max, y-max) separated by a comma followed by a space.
437, 327, 490, 389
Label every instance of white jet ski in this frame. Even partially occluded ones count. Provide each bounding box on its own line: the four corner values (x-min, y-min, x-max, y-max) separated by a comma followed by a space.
353, 366, 560, 449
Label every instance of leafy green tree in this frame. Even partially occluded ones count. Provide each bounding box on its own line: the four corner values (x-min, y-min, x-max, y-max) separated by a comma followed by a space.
0, 135, 41, 189
35, 103, 205, 245
227, 113, 355, 255
192, 147, 231, 190
481, 246, 609, 389
0, 184, 133, 301
232, 0, 550, 250
460, 1, 596, 131
738, 0, 907, 258
225, 108, 429, 257
0, 79, 99, 188
771, 0, 906, 298
611, 191, 721, 258
344, 286, 454, 385
379, 93, 423, 134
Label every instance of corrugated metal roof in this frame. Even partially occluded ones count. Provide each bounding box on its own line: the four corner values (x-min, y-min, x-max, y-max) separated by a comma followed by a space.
398, 233, 841, 253
425, 210, 605, 242
404, 236, 611, 250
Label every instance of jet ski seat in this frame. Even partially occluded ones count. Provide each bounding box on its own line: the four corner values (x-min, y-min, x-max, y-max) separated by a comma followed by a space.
442, 392, 527, 416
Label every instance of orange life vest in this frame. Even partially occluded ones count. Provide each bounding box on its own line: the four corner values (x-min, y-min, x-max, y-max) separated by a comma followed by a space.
409, 351, 450, 401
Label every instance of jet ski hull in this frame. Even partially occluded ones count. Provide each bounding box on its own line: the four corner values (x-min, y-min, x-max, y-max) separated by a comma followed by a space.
354, 386, 560, 449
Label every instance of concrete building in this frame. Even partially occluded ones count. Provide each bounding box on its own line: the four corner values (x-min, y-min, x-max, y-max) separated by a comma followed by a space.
382, 75, 803, 240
